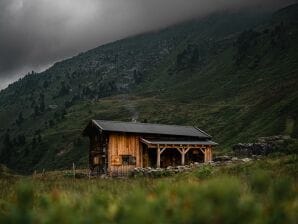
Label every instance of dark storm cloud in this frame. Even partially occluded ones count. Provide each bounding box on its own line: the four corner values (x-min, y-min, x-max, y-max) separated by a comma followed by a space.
0, 0, 296, 89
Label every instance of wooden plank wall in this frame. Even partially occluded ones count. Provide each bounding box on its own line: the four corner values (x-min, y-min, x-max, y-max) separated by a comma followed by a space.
108, 133, 142, 174
204, 146, 213, 163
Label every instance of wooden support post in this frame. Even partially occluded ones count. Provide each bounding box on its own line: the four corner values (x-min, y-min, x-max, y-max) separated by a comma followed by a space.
181, 148, 185, 165
208, 149, 210, 162
208, 148, 210, 162
208, 149, 211, 162
157, 145, 161, 168
177, 147, 190, 166
176, 148, 184, 165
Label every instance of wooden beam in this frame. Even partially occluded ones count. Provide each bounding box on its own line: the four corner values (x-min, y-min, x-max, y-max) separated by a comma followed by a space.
200, 148, 205, 154
176, 148, 183, 154
185, 147, 191, 154
160, 147, 167, 154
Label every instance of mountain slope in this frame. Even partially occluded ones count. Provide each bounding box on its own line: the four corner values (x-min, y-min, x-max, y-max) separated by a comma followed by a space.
0, 5, 297, 173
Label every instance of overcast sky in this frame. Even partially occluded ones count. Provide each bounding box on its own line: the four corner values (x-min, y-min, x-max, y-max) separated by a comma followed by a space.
0, 0, 296, 90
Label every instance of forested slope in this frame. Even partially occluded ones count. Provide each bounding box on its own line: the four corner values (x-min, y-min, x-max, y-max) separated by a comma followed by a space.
0, 5, 297, 172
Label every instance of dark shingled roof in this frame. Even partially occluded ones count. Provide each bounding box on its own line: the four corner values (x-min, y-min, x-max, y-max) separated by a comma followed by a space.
92, 120, 211, 138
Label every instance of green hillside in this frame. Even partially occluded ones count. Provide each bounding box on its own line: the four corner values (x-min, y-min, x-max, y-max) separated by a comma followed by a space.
0, 5, 297, 173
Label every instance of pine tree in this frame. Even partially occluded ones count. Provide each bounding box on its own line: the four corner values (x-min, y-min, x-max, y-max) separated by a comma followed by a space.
38, 134, 42, 143
16, 112, 24, 126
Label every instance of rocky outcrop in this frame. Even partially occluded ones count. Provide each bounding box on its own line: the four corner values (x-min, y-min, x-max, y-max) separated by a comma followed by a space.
233, 143, 273, 156
233, 135, 291, 156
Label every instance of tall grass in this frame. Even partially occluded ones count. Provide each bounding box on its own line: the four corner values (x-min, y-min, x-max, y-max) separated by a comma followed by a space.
0, 156, 297, 223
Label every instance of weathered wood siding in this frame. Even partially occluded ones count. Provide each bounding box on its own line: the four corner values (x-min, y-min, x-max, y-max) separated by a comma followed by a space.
108, 133, 142, 173
204, 146, 213, 163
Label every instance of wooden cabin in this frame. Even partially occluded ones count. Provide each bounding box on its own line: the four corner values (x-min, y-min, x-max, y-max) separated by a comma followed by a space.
83, 120, 217, 175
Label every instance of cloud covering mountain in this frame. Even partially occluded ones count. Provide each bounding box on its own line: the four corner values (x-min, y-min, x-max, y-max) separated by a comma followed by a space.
0, 0, 296, 89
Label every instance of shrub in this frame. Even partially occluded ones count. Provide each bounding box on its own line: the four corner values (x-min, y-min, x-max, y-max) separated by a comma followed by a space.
195, 165, 214, 179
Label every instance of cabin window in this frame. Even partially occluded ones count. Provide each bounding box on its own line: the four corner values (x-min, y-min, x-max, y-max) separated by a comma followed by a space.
121, 155, 136, 165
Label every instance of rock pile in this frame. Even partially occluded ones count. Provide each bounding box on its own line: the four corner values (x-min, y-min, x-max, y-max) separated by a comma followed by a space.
130, 163, 202, 177
212, 156, 254, 166
130, 157, 255, 177
213, 156, 232, 162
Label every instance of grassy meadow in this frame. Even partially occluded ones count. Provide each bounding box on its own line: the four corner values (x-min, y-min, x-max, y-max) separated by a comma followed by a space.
0, 154, 297, 223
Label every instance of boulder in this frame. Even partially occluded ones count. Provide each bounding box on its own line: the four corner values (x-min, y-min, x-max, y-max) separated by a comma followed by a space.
242, 158, 252, 162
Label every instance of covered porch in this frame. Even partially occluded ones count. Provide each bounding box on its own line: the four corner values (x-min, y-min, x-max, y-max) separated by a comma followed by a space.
140, 138, 217, 168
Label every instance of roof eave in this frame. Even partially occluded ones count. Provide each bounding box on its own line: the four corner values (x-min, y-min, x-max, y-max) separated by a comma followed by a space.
92, 119, 104, 131
82, 120, 103, 136
103, 130, 208, 138
194, 126, 212, 138
140, 138, 219, 146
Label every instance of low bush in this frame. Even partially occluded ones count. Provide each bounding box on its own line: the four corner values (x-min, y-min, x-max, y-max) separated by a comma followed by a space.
195, 165, 214, 179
